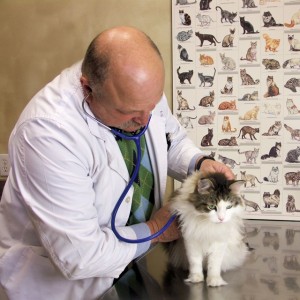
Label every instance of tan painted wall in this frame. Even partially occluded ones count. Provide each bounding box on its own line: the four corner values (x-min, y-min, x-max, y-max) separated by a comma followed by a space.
0, 0, 172, 153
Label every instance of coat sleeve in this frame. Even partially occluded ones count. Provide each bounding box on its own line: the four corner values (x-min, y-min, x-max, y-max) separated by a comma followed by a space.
155, 95, 204, 182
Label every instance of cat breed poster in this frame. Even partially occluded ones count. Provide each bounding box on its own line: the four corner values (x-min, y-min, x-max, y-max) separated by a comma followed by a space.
172, 0, 300, 220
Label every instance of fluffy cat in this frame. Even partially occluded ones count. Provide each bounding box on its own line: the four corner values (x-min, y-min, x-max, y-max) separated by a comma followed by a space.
264, 75, 280, 98
199, 0, 212, 10
242, 0, 257, 8
286, 146, 300, 163
178, 44, 193, 62
164, 172, 249, 286
262, 11, 283, 27
216, 6, 237, 23
218, 136, 238, 146
261, 142, 281, 160
283, 58, 300, 69
284, 123, 300, 141
263, 34, 280, 52
179, 9, 191, 26
262, 121, 282, 136
240, 41, 257, 62
286, 195, 300, 213
284, 10, 300, 28
196, 13, 214, 26
240, 16, 259, 34
263, 166, 279, 183
263, 189, 280, 208
176, 30, 193, 42
239, 91, 258, 101
285, 171, 300, 186
286, 98, 300, 114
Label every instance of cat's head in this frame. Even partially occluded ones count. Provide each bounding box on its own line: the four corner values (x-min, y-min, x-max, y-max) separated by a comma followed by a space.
190, 173, 244, 224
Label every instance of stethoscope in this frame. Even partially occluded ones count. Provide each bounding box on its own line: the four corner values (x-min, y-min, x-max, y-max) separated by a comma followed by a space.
82, 95, 176, 243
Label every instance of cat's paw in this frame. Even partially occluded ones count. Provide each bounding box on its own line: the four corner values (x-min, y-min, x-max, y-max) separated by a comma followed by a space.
206, 276, 227, 287
185, 273, 204, 283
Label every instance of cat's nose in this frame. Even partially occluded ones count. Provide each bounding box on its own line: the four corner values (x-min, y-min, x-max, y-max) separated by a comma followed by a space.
218, 216, 225, 222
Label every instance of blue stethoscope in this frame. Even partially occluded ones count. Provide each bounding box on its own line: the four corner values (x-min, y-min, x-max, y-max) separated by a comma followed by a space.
82, 96, 175, 243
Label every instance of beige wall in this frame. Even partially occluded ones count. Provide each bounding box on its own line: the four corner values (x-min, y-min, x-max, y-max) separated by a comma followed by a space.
0, 0, 173, 153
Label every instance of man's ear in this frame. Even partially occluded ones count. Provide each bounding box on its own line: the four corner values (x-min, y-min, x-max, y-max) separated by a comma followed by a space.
80, 76, 93, 96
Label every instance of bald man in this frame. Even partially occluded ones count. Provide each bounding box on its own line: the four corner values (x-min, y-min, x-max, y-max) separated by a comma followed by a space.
0, 26, 233, 300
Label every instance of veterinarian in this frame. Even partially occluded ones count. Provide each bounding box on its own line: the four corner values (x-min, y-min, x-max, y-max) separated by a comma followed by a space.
0, 26, 234, 300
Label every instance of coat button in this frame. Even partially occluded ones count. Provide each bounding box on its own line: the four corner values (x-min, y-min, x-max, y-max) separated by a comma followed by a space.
125, 196, 131, 203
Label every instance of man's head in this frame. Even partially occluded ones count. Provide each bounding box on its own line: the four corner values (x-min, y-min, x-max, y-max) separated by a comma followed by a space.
80, 26, 165, 132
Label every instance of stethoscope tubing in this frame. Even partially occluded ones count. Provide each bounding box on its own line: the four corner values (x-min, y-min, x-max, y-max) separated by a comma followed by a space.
82, 97, 175, 243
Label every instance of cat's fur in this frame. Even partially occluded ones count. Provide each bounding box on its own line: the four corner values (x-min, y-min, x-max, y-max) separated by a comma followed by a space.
219, 100, 237, 111
286, 99, 300, 114
164, 172, 248, 286
263, 189, 280, 208
261, 142, 281, 160
176, 0, 196, 4
241, 195, 261, 212
240, 16, 259, 34
195, 32, 220, 47
177, 66, 193, 84
286, 146, 300, 163
179, 10, 191, 26
284, 10, 300, 28
216, 6, 237, 23
196, 13, 214, 27
218, 136, 238, 146
178, 44, 193, 62
284, 124, 300, 141
242, 0, 257, 8
199, 90, 215, 107
286, 195, 300, 213
283, 58, 300, 69
199, 0, 212, 11
238, 126, 259, 140
240, 41, 257, 62
199, 54, 214, 65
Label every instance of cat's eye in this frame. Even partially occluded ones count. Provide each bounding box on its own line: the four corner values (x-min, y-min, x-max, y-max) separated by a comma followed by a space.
226, 205, 233, 209
208, 205, 216, 210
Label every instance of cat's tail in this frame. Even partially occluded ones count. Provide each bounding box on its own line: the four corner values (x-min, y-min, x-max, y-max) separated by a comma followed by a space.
255, 177, 263, 184
254, 79, 260, 84
285, 19, 295, 28
263, 177, 269, 182
215, 6, 222, 12
261, 154, 270, 160
177, 66, 181, 74
262, 133, 270, 136
283, 60, 290, 68
284, 124, 293, 133
291, 46, 300, 52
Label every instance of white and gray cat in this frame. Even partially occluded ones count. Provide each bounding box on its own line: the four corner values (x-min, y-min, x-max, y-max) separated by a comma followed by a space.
164, 172, 249, 287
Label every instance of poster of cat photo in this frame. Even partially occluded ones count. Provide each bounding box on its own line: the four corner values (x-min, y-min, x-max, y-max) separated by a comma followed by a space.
172, 0, 300, 220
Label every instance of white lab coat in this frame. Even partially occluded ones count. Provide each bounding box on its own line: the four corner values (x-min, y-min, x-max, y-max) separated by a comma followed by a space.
0, 61, 202, 299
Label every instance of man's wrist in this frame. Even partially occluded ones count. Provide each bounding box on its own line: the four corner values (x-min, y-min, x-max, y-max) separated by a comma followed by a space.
195, 156, 215, 171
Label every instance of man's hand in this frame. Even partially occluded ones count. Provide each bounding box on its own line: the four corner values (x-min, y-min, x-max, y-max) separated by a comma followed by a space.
199, 159, 235, 180
146, 203, 181, 244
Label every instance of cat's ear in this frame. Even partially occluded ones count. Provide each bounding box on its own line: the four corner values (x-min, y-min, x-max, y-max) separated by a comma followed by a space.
229, 180, 244, 194
197, 178, 214, 194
